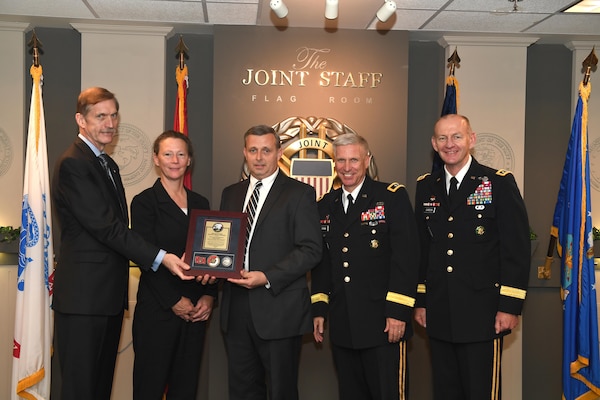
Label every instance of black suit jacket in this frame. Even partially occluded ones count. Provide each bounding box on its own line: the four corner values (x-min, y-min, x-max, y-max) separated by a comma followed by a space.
414, 158, 530, 343
52, 137, 160, 316
131, 178, 217, 319
311, 176, 420, 349
219, 171, 322, 340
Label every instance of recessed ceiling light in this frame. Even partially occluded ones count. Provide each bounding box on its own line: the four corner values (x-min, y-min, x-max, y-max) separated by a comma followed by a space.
564, 0, 600, 13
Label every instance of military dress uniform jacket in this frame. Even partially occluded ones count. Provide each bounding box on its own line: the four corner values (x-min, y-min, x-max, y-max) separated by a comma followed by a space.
311, 176, 420, 349
414, 158, 530, 344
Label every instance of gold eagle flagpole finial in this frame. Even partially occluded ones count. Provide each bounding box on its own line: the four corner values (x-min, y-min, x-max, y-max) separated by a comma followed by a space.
447, 47, 460, 77
582, 47, 597, 87
27, 30, 44, 67
175, 35, 189, 71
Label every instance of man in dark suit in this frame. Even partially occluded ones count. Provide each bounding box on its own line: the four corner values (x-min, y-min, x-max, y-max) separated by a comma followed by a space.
311, 133, 419, 400
219, 124, 322, 400
52, 87, 193, 400
413, 114, 530, 400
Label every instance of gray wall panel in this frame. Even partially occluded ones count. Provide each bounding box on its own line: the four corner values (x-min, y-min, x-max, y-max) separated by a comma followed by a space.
523, 43, 572, 399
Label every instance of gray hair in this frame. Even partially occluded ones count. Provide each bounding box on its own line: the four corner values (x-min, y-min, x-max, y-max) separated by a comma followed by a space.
332, 133, 371, 157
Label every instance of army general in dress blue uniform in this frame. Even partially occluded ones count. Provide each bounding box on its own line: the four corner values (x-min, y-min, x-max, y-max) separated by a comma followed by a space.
414, 114, 530, 400
311, 133, 420, 400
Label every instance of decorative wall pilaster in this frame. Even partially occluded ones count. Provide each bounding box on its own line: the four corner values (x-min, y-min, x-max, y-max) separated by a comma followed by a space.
0, 22, 29, 227
71, 23, 173, 203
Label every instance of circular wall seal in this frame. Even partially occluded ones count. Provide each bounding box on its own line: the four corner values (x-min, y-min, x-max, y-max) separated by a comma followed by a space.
0, 128, 14, 177
105, 123, 153, 186
473, 133, 515, 171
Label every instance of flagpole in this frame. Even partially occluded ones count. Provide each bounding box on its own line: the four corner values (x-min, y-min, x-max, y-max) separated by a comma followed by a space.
12, 30, 54, 400
174, 35, 192, 189
539, 47, 597, 280
432, 47, 461, 172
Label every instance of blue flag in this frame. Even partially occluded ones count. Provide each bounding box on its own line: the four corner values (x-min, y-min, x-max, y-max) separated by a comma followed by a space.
441, 75, 458, 116
432, 75, 459, 172
552, 81, 600, 400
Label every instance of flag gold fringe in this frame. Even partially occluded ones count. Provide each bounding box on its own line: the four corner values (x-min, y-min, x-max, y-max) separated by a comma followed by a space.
175, 65, 188, 130
30, 64, 43, 151
446, 75, 460, 112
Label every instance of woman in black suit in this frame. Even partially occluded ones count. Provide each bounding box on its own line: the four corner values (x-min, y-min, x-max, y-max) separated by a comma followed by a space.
131, 130, 216, 400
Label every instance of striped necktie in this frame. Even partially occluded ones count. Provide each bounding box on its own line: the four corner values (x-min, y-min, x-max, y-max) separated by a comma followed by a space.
244, 181, 262, 267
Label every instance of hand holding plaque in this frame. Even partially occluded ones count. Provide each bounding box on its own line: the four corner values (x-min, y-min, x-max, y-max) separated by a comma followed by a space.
184, 210, 247, 278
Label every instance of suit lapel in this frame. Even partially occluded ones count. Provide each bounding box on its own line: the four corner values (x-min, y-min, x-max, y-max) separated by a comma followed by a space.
429, 171, 449, 211
76, 138, 128, 222
254, 172, 285, 230
154, 179, 187, 223
330, 189, 345, 223
105, 155, 128, 222
75, 137, 104, 176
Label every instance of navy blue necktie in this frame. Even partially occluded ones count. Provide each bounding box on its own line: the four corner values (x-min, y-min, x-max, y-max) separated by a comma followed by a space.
98, 153, 127, 220
98, 154, 117, 190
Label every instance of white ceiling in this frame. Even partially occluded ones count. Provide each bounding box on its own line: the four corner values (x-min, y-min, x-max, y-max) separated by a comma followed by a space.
0, 0, 599, 44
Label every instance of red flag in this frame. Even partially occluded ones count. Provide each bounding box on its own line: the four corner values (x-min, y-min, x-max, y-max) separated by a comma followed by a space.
174, 64, 192, 189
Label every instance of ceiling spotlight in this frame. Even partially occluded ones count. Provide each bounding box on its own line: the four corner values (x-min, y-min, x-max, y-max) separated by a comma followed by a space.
270, 0, 289, 18
325, 0, 339, 19
376, 0, 397, 22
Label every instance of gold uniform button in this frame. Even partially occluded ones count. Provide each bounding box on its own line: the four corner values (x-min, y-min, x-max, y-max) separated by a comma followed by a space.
447, 249, 454, 256
371, 229, 377, 234
448, 216, 454, 222
448, 232, 454, 238
447, 266, 453, 273
495, 283, 499, 288
342, 247, 348, 253
343, 232, 350, 238
343, 262, 349, 268
344, 276, 351, 283
477, 214, 482, 219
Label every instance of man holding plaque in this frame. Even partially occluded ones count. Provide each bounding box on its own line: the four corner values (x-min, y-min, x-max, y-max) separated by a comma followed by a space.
219, 124, 322, 400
